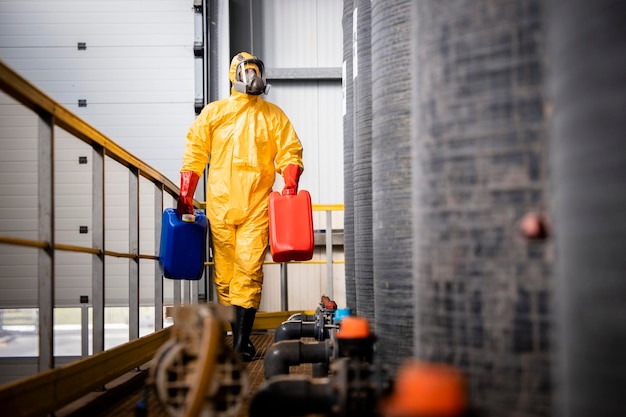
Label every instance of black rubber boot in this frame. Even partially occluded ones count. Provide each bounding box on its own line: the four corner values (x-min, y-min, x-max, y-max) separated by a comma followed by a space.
233, 306, 257, 362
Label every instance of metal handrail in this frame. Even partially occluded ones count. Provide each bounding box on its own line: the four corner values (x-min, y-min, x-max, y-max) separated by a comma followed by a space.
0, 59, 187, 372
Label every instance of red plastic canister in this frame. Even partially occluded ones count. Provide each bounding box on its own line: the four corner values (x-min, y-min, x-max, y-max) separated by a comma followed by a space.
269, 190, 314, 262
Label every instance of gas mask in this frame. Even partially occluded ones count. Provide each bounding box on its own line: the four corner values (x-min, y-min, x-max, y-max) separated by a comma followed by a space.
233, 59, 271, 95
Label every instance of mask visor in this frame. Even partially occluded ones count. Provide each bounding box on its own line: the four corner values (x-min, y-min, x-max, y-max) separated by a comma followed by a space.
235, 59, 268, 94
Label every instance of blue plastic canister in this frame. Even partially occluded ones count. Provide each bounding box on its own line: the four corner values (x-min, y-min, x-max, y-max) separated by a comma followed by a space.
159, 208, 208, 280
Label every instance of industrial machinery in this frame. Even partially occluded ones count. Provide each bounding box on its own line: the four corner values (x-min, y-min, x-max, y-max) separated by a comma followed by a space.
264, 313, 375, 379
267, 297, 352, 377
253, 316, 390, 417
149, 304, 249, 417
145, 302, 473, 417
274, 296, 345, 343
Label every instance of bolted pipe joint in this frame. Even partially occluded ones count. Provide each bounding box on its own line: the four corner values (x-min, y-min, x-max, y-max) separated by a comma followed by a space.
314, 309, 336, 341
249, 375, 336, 417
264, 339, 333, 379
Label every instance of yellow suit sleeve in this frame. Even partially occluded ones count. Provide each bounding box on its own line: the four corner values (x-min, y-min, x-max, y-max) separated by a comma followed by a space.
181, 105, 212, 176
270, 103, 304, 175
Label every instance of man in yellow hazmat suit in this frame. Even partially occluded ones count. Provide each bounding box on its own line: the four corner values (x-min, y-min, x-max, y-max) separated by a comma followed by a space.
177, 52, 303, 361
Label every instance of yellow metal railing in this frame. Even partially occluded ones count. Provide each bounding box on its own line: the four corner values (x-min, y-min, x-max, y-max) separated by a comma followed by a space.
0, 59, 185, 372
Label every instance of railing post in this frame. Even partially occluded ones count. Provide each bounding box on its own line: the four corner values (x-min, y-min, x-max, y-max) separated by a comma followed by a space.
38, 113, 54, 372
325, 209, 334, 299
280, 263, 288, 311
174, 280, 182, 306
184, 280, 191, 304
129, 167, 140, 340
154, 185, 164, 330
81, 303, 89, 357
92, 147, 105, 354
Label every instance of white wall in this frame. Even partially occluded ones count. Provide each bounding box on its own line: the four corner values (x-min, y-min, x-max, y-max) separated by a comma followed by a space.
261, 0, 345, 205
0, 0, 195, 184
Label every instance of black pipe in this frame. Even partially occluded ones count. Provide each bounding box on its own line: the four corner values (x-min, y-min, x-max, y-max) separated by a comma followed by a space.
312, 362, 329, 378
273, 320, 316, 342
249, 375, 336, 417
264, 340, 332, 379
274, 319, 335, 342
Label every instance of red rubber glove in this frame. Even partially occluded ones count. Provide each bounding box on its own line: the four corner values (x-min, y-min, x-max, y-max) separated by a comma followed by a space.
177, 171, 200, 215
282, 164, 301, 196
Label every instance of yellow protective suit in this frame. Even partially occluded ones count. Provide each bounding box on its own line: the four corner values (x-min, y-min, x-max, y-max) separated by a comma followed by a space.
181, 53, 303, 310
